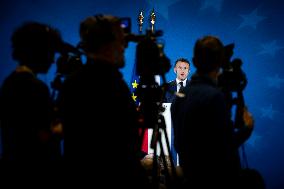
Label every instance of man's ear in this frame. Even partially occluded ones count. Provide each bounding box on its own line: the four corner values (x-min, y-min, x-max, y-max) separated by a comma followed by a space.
174, 67, 177, 74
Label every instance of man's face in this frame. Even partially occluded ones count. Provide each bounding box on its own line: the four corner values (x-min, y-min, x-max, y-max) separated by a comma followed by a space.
174, 61, 190, 81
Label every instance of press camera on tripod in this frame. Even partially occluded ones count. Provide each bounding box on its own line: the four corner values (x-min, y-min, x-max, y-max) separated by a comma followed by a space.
121, 17, 171, 128
121, 17, 177, 187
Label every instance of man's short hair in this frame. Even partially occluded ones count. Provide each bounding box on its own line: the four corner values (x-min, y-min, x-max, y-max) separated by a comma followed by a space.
193, 35, 224, 73
79, 14, 121, 53
174, 58, 190, 67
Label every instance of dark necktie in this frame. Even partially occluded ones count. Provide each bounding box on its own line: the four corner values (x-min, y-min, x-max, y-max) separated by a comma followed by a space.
178, 81, 184, 92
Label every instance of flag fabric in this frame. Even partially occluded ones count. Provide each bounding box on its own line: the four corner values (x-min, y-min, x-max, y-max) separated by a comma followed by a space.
129, 63, 148, 155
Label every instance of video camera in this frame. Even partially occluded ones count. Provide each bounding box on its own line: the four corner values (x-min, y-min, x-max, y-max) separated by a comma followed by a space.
51, 42, 83, 95
56, 43, 83, 75
120, 17, 171, 77
121, 17, 178, 185
218, 43, 247, 93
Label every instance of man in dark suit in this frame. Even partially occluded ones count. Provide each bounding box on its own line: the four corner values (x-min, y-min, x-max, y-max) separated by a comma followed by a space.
164, 58, 190, 103
163, 58, 190, 167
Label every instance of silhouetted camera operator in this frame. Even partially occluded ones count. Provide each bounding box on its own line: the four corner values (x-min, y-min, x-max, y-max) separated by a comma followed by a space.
172, 35, 254, 188
57, 14, 149, 188
0, 22, 63, 161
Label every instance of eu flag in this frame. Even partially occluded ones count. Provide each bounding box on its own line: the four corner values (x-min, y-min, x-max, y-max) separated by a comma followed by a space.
129, 62, 148, 155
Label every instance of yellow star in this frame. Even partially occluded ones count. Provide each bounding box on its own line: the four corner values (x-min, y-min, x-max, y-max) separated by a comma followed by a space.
132, 93, 137, 102
132, 80, 139, 89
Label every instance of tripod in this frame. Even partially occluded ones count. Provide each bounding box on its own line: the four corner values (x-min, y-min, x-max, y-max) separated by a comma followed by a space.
150, 112, 178, 189
138, 77, 178, 189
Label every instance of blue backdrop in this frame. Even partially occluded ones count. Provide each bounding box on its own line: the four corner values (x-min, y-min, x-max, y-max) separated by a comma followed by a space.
1, 0, 283, 188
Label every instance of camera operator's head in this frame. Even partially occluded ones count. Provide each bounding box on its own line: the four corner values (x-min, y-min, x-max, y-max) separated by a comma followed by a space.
11, 22, 62, 74
193, 35, 225, 78
79, 14, 126, 68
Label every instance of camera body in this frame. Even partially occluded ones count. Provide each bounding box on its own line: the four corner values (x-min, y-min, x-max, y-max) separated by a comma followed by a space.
51, 42, 83, 93
56, 43, 83, 75
218, 43, 247, 93
119, 17, 170, 77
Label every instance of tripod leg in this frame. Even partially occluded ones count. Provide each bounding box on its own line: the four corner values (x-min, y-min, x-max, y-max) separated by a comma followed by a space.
161, 126, 177, 179
158, 135, 171, 187
149, 127, 160, 189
